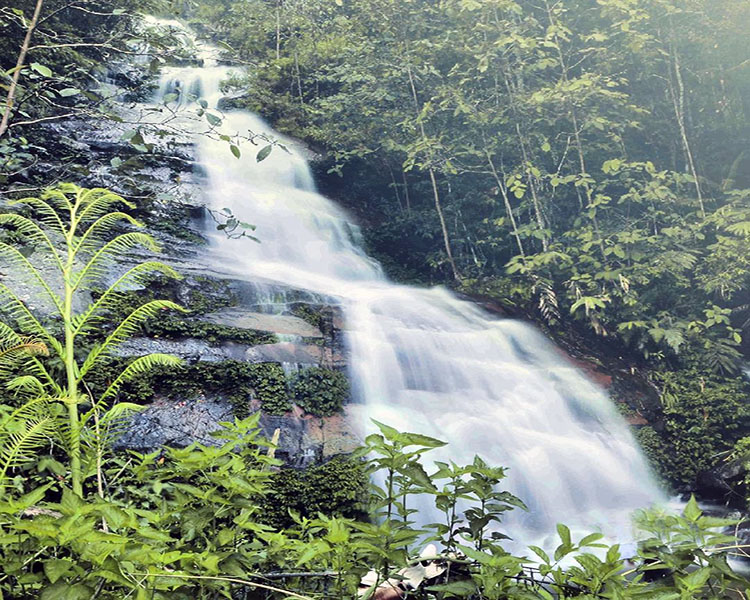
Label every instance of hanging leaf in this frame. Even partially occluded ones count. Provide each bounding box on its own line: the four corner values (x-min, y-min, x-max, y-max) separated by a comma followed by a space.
205, 112, 222, 127
30, 63, 52, 77
230, 145, 241, 159
256, 144, 273, 162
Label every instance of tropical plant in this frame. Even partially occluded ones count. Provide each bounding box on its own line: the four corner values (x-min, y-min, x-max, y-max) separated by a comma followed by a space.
0, 183, 184, 495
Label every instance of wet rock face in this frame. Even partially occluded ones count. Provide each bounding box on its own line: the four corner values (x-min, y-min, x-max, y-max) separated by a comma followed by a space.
696, 458, 746, 506
114, 397, 361, 468
201, 309, 324, 338
114, 397, 233, 451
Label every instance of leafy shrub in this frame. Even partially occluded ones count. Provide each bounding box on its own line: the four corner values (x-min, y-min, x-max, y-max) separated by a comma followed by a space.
291, 366, 349, 416
638, 370, 750, 489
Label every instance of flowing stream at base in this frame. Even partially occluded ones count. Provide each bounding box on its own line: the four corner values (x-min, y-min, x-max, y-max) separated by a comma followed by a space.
148, 28, 665, 551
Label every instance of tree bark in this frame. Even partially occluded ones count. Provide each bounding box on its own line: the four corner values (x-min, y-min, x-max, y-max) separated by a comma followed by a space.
545, 0, 607, 260
485, 148, 525, 258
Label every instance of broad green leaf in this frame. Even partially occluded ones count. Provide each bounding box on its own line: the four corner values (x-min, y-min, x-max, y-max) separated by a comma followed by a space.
426, 580, 476, 595
41, 582, 93, 600
398, 462, 436, 490
678, 567, 711, 591
43, 558, 74, 584
30, 63, 52, 77
256, 144, 273, 162
397, 431, 447, 448
557, 523, 572, 547
683, 495, 701, 521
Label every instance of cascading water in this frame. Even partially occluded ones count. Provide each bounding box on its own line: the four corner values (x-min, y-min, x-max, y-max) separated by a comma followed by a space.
149, 24, 665, 549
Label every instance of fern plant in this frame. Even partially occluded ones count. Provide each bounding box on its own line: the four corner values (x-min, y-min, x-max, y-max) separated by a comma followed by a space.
0, 183, 184, 495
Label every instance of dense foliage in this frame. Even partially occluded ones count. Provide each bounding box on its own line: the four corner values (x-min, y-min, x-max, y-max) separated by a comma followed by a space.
0, 183, 746, 598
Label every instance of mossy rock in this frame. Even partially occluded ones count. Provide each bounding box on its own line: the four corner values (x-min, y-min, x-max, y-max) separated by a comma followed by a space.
291, 367, 349, 417
86, 359, 292, 415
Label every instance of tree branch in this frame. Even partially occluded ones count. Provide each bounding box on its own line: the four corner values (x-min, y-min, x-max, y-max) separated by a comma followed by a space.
0, 0, 45, 138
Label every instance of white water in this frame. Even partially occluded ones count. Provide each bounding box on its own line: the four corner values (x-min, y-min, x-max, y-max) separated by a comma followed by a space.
149, 30, 665, 549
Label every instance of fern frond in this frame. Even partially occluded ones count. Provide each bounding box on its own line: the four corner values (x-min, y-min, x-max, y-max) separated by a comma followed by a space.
39, 185, 74, 214
72, 261, 182, 335
79, 302, 185, 378
72, 232, 161, 291
0, 340, 48, 361
534, 279, 560, 324
81, 402, 146, 452
0, 396, 50, 430
93, 353, 183, 404
11, 195, 67, 236
4, 354, 60, 396
0, 213, 62, 264
6, 375, 46, 397
0, 337, 49, 384
0, 326, 58, 394
76, 188, 135, 226
0, 410, 56, 486
726, 221, 750, 237
0, 242, 65, 315
657, 250, 699, 272
704, 339, 741, 375
74, 211, 144, 257
0, 284, 64, 360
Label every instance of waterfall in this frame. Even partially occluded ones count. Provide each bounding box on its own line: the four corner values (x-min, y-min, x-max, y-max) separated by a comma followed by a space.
148, 28, 665, 549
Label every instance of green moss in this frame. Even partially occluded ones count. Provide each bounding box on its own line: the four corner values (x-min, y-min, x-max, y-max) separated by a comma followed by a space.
291, 367, 349, 417
148, 318, 276, 346
290, 303, 325, 330
261, 456, 369, 529
246, 363, 292, 415
86, 359, 292, 415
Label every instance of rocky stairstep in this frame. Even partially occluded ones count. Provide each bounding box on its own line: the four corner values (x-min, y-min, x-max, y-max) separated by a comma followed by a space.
114, 337, 344, 367
199, 308, 324, 338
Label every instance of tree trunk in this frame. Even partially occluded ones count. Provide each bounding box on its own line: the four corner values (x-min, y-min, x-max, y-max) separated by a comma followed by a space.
406, 64, 461, 281
275, 0, 281, 60
668, 37, 705, 216
545, 0, 607, 260
486, 149, 525, 258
